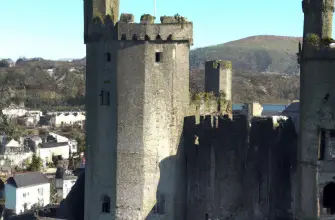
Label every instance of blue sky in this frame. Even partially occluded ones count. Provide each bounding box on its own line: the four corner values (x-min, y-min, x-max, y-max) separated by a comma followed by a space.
0, 0, 305, 60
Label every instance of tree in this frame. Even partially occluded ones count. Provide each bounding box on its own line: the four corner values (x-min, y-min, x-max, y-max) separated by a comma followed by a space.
27, 154, 43, 171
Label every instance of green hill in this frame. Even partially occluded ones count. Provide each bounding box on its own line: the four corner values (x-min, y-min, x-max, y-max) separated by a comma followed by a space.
190, 35, 302, 75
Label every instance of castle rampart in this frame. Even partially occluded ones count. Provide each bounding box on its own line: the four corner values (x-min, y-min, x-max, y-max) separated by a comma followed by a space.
184, 115, 298, 220
116, 22, 193, 43
87, 14, 193, 44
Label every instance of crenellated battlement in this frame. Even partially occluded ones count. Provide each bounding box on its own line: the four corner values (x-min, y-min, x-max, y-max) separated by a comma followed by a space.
116, 22, 193, 43
87, 13, 193, 44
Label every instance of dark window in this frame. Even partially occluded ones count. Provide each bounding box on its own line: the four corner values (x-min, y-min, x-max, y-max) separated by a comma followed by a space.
132, 34, 138, 40
145, 35, 150, 41
167, 34, 173, 40
319, 128, 326, 160
101, 195, 110, 213
99, 90, 110, 106
121, 34, 126, 40
106, 53, 111, 62
156, 35, 162, 40
205, 213, 209, 220
155, 52, 162, 62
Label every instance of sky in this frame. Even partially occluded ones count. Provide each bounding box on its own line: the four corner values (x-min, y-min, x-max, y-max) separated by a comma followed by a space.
0, 0, 305, 60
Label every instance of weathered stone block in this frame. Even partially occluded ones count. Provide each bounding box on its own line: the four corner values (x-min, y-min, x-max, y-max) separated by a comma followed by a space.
120, 13, 134, 23
160, 16, 178, 24
140, 14, 155, 24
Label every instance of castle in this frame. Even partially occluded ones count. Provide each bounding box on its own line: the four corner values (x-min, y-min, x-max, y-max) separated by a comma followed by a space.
55, 0, 335, 219
296, 0, 335, 219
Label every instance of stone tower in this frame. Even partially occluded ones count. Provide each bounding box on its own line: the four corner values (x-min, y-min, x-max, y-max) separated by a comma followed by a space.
204, 60, 232, 100
83, 0, 193, 219
298, 0, 335, 219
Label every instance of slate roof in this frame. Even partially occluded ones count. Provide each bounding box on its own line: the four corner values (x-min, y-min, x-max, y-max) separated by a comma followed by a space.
6, 172, 49, 188
282, 101, 299, 114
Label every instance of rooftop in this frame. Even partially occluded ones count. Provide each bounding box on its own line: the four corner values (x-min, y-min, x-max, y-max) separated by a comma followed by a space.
40, 142, 68, 149
6, 172, 49, 188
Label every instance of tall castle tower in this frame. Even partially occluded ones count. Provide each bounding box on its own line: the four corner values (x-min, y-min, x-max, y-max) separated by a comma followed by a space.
298, 0, 335, 219
83, 0, 193, 219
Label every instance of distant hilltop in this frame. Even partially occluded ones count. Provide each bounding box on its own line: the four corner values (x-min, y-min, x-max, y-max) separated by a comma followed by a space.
1, 35, 301, 75
77, 35, 302, 75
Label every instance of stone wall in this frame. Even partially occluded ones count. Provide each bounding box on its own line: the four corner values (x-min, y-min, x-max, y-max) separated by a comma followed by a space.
184, 115, 298, 220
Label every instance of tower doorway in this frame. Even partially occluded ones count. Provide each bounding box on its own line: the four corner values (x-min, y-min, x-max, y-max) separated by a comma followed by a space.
323, 182, 335, 214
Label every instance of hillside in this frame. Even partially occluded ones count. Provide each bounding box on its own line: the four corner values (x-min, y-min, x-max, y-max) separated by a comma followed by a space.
190, 35, 301, 75
0, 35, 301, 109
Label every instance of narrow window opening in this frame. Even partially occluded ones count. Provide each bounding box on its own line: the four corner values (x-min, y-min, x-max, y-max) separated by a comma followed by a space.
99, 90, 110, 106
106, 91, 110, 105
167, 34, 173, 40
145, 35, 150, 41
101, 195, 111, 213
132, 34, 138, 40
99, 90, 104, 105
155, 52, 162, 62
106, 52, 111, 62
121, 34, 126, 40
205, 213, 209, 220
319, 128, 326, 160
156, 35, 162, 40
323, 182, 335, 214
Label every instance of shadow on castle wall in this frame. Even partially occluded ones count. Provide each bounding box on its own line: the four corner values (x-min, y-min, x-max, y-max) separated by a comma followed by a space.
56, 132, 187, 220
183, 114, 298, 220
56, 115, 297, 220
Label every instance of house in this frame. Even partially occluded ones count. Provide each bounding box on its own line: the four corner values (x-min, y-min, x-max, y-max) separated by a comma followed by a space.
0, 138, 33, 167
48, 133, 77, 154
5, 172, 50, 214
2, 104, 27, 119
55, 167, 77, 199
38, 142, 70, 168
25, 136, 43, 153
47, 112, 85, 128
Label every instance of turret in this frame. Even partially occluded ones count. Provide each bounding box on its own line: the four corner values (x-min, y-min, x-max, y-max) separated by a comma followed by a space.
84, 0, 119, 43
302, 0, 334, 40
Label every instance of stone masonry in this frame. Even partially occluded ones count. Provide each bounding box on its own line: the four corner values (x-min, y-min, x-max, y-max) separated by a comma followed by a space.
297, 0, 335, 219
84, 0, 193, 219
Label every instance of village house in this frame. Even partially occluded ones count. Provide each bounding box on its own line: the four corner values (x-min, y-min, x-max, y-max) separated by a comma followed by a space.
2, 104, 27, 119
0, 137, 33, 167
38, 142, 70, 168
24, 136, 43, 153
46, 133, 77, 154
47, 111, 85, 128
55, 167, 77, 199
5, 172, 50, 214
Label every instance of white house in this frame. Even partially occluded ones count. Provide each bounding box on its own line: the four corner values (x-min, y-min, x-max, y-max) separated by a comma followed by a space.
5, 172, 50, 214
47, 111, 85, 127
0, 138, 32, 167
48, 132, 69, 143
55, 168, 77, 199
2, 105, 27, 119
47, 132, 77, 154
38, 142, 70, 168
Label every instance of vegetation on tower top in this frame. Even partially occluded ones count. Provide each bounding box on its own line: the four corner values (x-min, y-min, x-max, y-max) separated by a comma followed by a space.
120, 13, 134, 23
140, 14, 155, 24
212, 60, 232, 69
